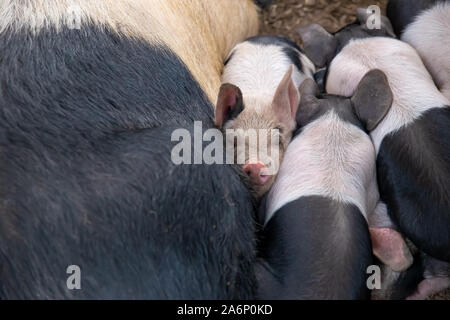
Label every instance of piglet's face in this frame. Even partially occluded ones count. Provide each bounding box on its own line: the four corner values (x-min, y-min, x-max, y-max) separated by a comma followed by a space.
215, 66, 299, 197
224, 108, 293, 197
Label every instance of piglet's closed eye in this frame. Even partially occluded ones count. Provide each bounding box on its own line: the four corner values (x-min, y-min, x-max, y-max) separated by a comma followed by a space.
351, 69, 393, 132
271, 65, 300, 126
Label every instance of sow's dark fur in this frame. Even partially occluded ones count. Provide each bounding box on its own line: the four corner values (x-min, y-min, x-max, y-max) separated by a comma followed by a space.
0, 24, 256, 299
377, 108, 450, 262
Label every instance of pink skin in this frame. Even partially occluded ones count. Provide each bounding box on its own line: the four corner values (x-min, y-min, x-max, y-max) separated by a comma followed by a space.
407, 277, 450, 300
368, 202, 413, 272
407, 256, 450, 300
243, 162, 272, 186
370, 227, 413, 272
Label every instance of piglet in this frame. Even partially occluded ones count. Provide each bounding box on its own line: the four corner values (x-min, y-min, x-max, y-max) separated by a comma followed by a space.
257, 70, 392, 299
215, 36, 315, 197
325, 36, 450, 262
386, 0, 445, 36
389, 0, 450, 100
297, 9, 415, 275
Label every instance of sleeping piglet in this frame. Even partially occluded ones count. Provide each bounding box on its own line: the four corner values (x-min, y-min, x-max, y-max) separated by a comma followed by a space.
257, 70, 393, 299
215, 36, 315, 197
296, 13, 409, 272
325, 37, 450, 264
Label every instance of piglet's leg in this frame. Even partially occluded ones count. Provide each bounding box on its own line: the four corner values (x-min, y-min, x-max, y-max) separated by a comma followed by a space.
368, 202, 413, 272
408, 256, 450, 300
407, 277, 450, 300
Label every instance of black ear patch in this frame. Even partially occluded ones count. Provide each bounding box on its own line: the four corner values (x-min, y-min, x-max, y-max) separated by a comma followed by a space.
313, 69, 327, 93
297, 24, 337, 68
351, 69, 393, 132
297, 79, 320, 127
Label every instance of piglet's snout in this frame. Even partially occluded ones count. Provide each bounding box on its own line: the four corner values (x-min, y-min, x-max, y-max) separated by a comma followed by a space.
243, 162, 272, 185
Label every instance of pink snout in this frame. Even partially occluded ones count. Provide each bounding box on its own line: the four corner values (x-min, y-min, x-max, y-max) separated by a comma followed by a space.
243, 162, 272, 186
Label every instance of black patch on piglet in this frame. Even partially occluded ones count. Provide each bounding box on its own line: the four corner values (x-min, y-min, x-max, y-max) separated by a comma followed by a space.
377, 107, 450, 262
282, 47, 303, 76
387, 0, 445, 37
257, 195, 373, 300
247, 35, 303, 52
246, 35, 314, 77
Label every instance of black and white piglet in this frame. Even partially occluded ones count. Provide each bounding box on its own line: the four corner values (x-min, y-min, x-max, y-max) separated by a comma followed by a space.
257, 70, 393, 299
326, 36, 450, 264
215, 36, 315, 197
298, 15, 414, 273
388, 0, 450, 100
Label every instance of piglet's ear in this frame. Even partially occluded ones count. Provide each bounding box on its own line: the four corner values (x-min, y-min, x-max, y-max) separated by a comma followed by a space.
351, 69, 393, 132
297, 78, 320, 127
272, 65, 300, 125
313, 69, 327, 93
215, 83, 244, 128
297, 24, 337, 68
